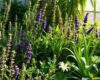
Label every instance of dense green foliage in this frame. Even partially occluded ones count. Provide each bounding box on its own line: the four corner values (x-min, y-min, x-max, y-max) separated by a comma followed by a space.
0, 0, 100, 80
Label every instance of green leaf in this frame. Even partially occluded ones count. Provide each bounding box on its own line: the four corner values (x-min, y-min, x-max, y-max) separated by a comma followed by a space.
89, 72, 94, 79
93, 64, 98, 71
52, 71, 68, 80
56, 25, 60, 33
93, 77, 100, 80
81, 57, 86, 65
82, 77, 89, 80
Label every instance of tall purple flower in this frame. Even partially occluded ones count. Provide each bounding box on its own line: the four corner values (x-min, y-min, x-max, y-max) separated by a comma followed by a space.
83, 13, 89, 26
16, 42, 22, 53
84, 13, 89, 23
42, 17, 46, 30
25, 43, 32, 64
36, 9, 42, 22
75, 16, 79, 30
86, 27, 93, 34
96, 29, 99, 38
21, 32, 26, 41
12, 66, 19, 78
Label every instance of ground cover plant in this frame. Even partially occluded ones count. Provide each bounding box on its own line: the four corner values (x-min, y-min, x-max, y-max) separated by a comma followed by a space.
0, 0, 100, 80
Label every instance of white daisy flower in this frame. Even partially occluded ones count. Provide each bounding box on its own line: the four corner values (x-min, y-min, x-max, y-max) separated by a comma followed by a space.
58, 62, 69, 72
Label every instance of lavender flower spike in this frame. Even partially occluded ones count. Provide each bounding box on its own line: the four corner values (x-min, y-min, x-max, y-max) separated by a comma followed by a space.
84, 13, 89, 23
96, 29, 99, 38
12, 66, 20, 78
86, 27, 93, 34
25, 43, 32, 64
21, 32, 26, 41
75, 16, 79, 30
42, 17, 46, 30
16, 42, 22, 53
36, 9, 42, 22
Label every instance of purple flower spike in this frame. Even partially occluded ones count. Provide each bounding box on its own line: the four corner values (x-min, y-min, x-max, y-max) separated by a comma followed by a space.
36, 9, 42, 22
96, 29, 99, 38
25, 43, 32, 64
84, 13, 89, 23
75, 16, 79, 30
16, 42, 22, 53
86, 27, 93, 34
42, 17, 46, 30
21, 32, 26, 41
12, 66, 20, 78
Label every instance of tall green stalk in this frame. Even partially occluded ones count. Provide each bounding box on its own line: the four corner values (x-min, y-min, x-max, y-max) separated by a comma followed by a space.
91, 0, 96, 22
